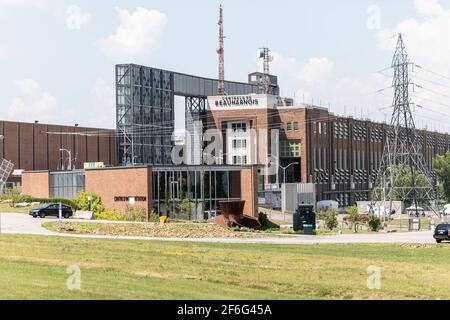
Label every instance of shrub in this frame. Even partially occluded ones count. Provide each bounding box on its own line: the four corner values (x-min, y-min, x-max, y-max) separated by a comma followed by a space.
368, 215, 382, 232
125, 204, 148, 222
318, 208, 338, 231
149, 209, 160, 222
258, 212, 280, 230
95, 209, 129, 221
346, 206, 362, 232
324, 211, 338, 231
73, 192, 105, 214
30, 197, 78, 208
176, 199, 195, 220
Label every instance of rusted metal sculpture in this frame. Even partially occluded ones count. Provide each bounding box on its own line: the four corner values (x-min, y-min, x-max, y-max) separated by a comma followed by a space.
212, 200, 261, 229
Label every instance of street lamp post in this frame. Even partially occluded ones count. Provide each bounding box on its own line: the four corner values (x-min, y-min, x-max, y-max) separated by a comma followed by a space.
279, 162, 299, 186
59, 148, 72, 171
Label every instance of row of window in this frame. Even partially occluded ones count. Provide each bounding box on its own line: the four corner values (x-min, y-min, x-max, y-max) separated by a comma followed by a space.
231, 123, 248, 133
232, 139, 247, 149
232, 155, 248, 165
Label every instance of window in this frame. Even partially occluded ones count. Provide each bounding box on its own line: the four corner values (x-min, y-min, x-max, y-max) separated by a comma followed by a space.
231, 122, 247, 133
287, 122, 293, 131
285, 121, 299, 132
232, 155, 247, 165
280, 140, 301, 158
232, 139, 247, 149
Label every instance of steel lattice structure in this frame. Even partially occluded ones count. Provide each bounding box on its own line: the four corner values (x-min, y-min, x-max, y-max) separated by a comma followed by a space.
372, 34, 438, 215
0, 159, 14, 194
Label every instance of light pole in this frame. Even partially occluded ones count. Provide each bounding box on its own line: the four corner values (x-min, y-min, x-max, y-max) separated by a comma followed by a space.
279, 162, 299, 186
59, 148, 72, 171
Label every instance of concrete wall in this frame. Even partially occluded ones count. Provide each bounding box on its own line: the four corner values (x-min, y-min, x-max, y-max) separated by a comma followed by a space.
85, 167, 152, 215
21, 171, 50, 198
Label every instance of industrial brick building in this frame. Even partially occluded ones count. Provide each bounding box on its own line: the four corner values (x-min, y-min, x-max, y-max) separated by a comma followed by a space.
0, 120, 116, 187
205, 93, 450, 207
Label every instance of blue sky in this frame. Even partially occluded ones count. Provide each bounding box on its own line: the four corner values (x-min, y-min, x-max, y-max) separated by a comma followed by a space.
1, 0, 450, 131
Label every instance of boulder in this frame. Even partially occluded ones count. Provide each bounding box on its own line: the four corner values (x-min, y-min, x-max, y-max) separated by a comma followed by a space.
73, 210, 95, 220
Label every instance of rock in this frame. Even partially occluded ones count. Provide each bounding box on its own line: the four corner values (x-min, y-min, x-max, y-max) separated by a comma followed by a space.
73, 210, 95, 220
15, 202, 30, 208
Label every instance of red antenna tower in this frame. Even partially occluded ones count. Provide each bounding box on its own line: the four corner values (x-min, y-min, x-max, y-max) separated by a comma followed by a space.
259, 47, 273, 94
217, 5, 225, 96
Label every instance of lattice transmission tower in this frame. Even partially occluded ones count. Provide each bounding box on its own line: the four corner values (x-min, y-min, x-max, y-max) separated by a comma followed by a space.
217, 5, 225, 96
372, 34, 438, 216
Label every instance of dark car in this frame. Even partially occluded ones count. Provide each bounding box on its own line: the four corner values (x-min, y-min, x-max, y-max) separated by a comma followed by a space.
433, 223, 450, 243
29, 203, 73, 219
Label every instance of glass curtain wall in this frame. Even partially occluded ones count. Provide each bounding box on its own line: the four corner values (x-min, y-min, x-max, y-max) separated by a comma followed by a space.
49, 171, 85, 199
152, 167, 240, 221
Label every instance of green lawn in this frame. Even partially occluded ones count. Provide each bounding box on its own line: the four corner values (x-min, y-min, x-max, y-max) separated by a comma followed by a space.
0, 234, 450, 300
0, 202, 40, 213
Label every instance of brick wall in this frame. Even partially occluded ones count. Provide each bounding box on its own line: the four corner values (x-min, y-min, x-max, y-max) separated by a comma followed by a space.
240, 166, 258, 218
0, 120, 116, 172
85, 167, 152, 215
21, 171, 50, 198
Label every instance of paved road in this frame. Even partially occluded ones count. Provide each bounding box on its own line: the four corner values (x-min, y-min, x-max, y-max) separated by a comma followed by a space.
0, 212, 438, 245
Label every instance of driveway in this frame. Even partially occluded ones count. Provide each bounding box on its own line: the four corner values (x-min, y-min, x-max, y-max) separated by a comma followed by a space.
0, 212, 437, 244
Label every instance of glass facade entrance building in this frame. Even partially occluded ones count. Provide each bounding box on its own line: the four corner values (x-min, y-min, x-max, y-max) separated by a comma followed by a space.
152, 166, 246, 220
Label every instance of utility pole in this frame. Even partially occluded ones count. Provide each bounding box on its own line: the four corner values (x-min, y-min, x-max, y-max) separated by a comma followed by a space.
372, 34, 438, 218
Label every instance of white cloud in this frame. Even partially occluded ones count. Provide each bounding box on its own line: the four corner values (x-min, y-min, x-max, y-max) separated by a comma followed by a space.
66, 5, 91, 30
376, 0, 450, 130
298, 57, 334, 85
0, 0, 50, 8
88, 78, 116, 128
258, 51, 392, 120
98, 7, 168, 62
8, 80, 59, 123
0, 47, 8, 59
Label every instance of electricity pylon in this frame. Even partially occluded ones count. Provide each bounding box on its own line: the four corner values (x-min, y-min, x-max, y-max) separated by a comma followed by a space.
371, 34, 438, 218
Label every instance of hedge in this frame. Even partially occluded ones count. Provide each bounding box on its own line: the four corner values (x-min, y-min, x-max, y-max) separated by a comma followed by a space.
23, 196, 79, 210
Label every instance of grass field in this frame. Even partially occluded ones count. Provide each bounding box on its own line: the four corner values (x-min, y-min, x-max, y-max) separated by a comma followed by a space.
0, 234, 450, 300
0, 203, 40, 213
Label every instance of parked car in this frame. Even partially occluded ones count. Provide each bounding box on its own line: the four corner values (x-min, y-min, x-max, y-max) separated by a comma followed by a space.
433, 223, 450, 243
29, 203, 73, 219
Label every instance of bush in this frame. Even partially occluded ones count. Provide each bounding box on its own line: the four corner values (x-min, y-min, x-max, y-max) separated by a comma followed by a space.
73, 192, 105, 214
149, 209, 160, 222
346, 206, 362, 232
317, 208, 338, 231
124, 204, 148, 222
95, 209, 129, 221
368, 215, 382, 232
28, 197, 78, 209
258, 212, 280, 230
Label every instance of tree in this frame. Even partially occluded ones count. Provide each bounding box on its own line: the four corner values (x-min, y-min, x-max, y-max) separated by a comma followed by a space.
346, 206, 361, 233
433, 152, 450, 202
372, 164, 433, 208
318, 208, 338, 231
177, 198, 195, 220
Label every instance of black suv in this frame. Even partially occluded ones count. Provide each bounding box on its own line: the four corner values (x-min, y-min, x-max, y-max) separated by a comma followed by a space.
29, 203, 73, 219
434, 223, 450, 243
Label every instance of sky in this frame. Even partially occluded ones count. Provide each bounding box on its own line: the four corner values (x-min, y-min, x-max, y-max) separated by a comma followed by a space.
1, 0, 450, 132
